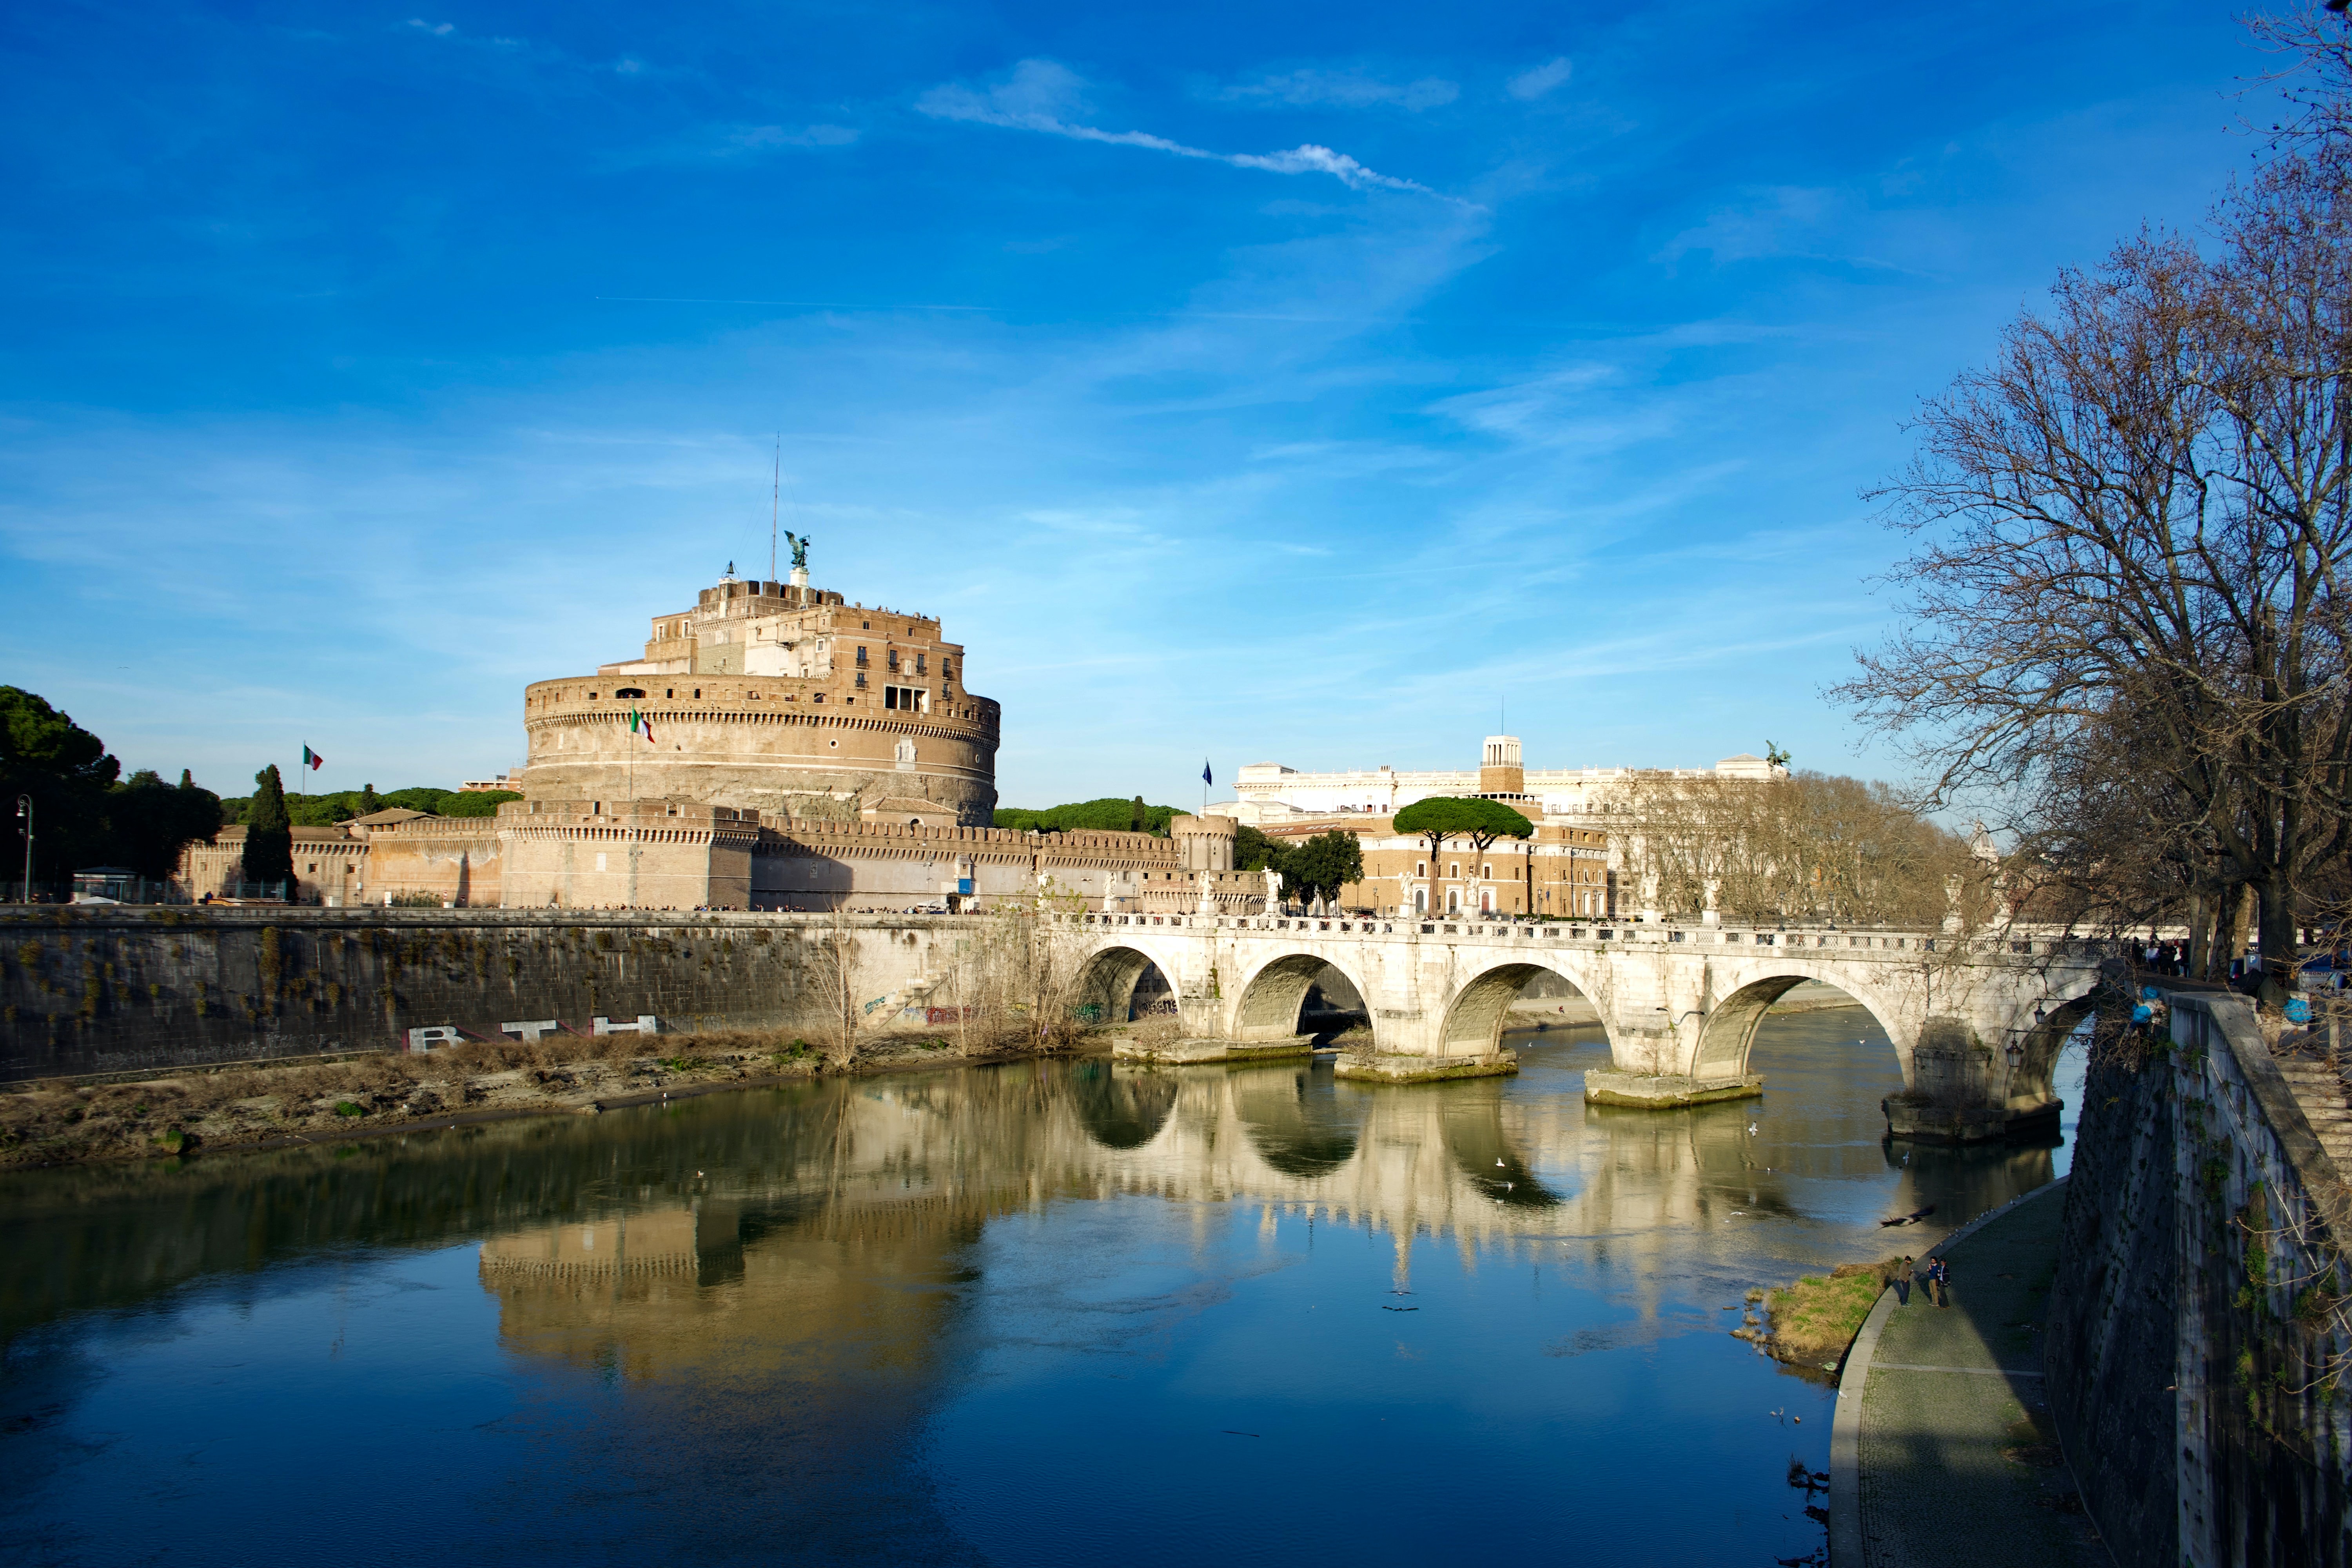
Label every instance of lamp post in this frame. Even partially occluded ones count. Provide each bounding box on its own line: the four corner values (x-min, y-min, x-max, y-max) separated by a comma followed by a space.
15, 794, 31, 904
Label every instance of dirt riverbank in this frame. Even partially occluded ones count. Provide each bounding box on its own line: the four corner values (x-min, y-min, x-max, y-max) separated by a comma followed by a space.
0, 1028, 1074, 1172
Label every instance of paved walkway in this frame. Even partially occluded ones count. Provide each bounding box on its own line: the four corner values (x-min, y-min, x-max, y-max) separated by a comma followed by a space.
1832, 1181, 2110, 1567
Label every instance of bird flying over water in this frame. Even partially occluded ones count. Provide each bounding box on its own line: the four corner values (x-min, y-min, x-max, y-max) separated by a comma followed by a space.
1878, 1203, 1938, 1227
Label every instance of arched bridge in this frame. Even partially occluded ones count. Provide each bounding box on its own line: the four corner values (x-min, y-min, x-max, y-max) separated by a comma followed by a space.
1069, 911, 2116, 1143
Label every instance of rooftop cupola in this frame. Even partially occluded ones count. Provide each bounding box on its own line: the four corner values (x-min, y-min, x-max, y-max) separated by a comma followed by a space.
1479, 735, 1526, 797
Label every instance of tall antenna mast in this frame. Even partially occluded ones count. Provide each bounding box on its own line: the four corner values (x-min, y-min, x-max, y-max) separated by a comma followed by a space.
769, 433, 780, 582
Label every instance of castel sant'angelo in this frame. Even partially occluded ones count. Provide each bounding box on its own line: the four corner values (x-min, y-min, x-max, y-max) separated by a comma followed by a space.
519, 561, 1000, 827
183, 555, 1263, 914
180, 551, 1788, 917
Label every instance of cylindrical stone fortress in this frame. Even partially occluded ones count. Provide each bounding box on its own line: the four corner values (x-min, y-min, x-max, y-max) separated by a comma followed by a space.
516, 570, 1000, 824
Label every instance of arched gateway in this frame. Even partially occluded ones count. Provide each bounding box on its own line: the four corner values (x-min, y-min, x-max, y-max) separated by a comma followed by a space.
1078, 911, 2113, 1143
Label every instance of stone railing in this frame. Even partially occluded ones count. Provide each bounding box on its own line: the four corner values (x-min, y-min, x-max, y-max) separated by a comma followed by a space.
1073, 909, 2122, 957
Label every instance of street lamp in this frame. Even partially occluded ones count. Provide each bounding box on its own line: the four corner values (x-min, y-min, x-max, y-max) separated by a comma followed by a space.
15, 795, 31, 905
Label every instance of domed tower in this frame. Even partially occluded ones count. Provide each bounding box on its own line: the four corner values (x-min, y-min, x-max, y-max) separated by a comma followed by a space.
515, 567, 1000, 824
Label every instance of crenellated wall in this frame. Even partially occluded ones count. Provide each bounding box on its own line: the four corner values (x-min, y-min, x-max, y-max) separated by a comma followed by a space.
750, 818, 1230, 913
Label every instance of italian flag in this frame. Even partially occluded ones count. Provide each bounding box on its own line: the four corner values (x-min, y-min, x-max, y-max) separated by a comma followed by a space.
629, 709, 656, 745
302, 744, 323, 770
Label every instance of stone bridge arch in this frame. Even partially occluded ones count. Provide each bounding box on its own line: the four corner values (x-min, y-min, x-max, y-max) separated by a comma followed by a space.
1074, 940, 1187, 1027
1434, 957, 1615, 1060
1230, 950, 1377, 1045
2004, 989, 2104, 1106
1683, 955, 2110, 1112
1688, 971, 1908, 1082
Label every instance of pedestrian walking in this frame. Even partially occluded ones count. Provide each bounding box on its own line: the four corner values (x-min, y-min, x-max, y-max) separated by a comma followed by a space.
1895, 1254, 1914, 1306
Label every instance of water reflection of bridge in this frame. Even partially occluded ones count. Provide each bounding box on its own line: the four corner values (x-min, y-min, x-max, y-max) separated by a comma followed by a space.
476, 1051, 2049, 1364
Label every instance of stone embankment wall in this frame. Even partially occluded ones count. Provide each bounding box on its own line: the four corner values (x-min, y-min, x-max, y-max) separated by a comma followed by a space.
0, 907, 960, 1082
2047, 988, 2351, 1567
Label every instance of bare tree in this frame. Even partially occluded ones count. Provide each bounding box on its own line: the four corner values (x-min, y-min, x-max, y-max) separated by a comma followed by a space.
971, 876, 1098, 1054
1605, 770, 1965, 927
803, 909, 871, 1068
2245, 2, 2352, 153
1833, 144, 2352, 997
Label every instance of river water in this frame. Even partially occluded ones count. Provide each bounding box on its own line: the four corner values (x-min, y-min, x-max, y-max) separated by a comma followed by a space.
0, 1009, 2079, 1567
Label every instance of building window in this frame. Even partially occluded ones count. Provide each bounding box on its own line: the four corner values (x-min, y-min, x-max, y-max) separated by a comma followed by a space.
814, 693, 824, 703
942, 658, 953, 679
855, 672, 867, 688
1481, 864, 1492, 880
1448, 862, 1459, 879
857, 646, 869, 666
1416, 861, 1426, 877
916, 653, 927, 674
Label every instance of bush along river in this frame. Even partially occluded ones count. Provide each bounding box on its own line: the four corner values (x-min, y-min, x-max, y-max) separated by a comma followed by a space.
0, 1005, 2080, 1567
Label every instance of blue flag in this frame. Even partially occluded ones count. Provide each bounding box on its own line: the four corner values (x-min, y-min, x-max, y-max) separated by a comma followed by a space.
1201, 760, 1213, 786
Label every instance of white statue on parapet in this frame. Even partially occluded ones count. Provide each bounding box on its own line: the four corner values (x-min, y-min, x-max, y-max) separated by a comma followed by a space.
1262, 868, 1282, 916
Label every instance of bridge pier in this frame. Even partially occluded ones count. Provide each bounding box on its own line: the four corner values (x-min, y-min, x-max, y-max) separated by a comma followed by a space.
1583, 1069, 1762, 1108
1112, 1034, 1314, 1066
1334, 1049, 1518, 1083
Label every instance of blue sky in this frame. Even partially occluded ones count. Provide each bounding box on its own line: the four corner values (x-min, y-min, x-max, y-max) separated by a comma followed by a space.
0, 1, 2265, 806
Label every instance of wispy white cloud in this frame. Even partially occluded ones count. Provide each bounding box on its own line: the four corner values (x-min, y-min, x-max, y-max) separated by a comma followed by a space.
1507, 57, 1573, 100
1220, 69, 1458, 112
728, 123, 860, 151
1652, 185, 1916, 272
917, 60, 1446, 197
400, 16, 645, 77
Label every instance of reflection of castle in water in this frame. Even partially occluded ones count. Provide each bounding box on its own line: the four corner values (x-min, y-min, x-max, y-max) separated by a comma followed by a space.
475, 1048, 2056, 1368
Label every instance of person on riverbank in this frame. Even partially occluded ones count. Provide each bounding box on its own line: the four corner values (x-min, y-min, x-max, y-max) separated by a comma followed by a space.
1926, 1256, 1950, 1308
1895, 1255, 1914, 1305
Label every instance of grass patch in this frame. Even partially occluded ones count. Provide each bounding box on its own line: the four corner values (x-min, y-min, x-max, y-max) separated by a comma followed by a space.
332, 1101, 364, 1118
1763, 1260, 1900, 1365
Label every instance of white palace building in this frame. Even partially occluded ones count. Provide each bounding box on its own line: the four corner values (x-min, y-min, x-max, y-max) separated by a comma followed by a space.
1215, 738, 1782, 825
